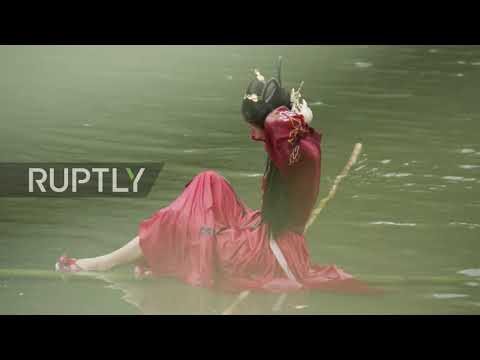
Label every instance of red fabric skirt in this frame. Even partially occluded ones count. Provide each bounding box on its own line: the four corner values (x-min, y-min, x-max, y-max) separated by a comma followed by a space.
138, 171, 373, 294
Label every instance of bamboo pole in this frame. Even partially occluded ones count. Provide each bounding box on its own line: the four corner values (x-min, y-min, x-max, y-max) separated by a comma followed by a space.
222, 143, 364, 315
0, 268, 471, 285
0, 268, 139, 282
304, 143, 363, 231
221, 290, 252, 315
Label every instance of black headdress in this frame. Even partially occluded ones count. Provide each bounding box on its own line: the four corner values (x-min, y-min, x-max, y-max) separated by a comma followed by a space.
241, 57, 291, 128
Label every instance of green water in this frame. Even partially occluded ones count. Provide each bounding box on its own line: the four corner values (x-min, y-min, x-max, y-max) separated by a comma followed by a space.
1, 45, 479, 314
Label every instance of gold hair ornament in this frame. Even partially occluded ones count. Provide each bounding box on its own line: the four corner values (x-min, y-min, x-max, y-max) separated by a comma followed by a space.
243, 93, 259, 102
290, 81, 304, 113
254, 69, 265, 82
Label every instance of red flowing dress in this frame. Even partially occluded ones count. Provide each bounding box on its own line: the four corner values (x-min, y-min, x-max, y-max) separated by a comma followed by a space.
138, 106, 371, 293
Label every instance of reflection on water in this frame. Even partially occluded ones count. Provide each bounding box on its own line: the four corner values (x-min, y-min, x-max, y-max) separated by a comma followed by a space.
0, 45, 480, 314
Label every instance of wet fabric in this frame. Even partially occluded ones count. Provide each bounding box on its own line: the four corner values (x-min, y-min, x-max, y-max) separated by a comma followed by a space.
138, 107, 373, 294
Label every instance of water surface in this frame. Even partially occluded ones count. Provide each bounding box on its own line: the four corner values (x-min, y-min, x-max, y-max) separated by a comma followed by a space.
0, 45, 479, 314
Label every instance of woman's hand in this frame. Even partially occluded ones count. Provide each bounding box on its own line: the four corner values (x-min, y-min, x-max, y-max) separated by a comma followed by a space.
297, 99, 313, 124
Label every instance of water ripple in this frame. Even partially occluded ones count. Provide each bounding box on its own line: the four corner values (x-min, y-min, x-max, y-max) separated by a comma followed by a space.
310, 101, 326, 106
459, 148, 476, 154
449, 222, 480, 230
354, 165, 367, 172
354, 61, 372, 68
458, 269, 480, 277
442, 176, 476, 182
383, 172, 412, 178
239, 173, 263, 178
432, 293, 469, 299
369, 221, 417, 227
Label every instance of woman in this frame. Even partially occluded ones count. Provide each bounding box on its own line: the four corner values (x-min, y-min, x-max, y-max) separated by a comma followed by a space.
56, 60, 361, 293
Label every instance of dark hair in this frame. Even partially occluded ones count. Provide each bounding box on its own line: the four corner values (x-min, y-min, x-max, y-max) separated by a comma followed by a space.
241, 59, 294, 238
261, 158, 292, 238
241, 78, 291, 129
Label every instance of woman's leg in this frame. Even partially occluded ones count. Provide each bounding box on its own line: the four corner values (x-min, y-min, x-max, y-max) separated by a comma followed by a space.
75, 236, 143, 272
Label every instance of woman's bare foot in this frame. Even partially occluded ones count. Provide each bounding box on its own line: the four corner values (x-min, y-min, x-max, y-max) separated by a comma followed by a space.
55, 255, 113, 273
75, 256, 114, 272
56, 236, 143, 273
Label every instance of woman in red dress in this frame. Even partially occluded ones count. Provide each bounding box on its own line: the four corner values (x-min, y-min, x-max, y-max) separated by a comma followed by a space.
56, 60, 363, 294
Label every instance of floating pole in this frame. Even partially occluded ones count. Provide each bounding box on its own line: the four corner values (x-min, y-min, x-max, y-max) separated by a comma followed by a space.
0, 268, 470, 286
222, 143, 364, 315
